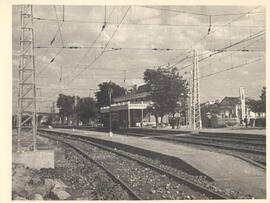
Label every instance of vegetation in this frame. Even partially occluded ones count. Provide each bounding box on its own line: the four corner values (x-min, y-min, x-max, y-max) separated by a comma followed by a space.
249, 86, 266, 114
76, 97, 98, 124
144, 66, 188, 126
57, 94, 98, 125
56, 94, 76, 124
95, 82, 126, 108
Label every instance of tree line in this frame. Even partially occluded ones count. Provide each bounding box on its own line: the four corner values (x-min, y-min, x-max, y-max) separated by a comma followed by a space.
56, 65, 266, 126
56, 65, 188, 126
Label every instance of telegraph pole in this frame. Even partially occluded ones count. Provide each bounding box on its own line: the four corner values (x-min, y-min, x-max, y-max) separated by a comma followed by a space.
108, 81, 113, 137
17, 5, 37, 151
191, 49, 202, 132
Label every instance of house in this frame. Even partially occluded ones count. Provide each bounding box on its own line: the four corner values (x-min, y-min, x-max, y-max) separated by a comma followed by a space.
219, 96, 261, 119
201, 96, 265, 127
100, 84, 171, 128
219, 97, 241, 118
100, 84, 155, 128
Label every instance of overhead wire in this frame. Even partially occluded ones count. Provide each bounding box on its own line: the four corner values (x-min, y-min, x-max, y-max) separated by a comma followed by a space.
67, 6, 116, 78
67, 6, 131, 85
36, 48, 64, 77
43, 6, 131, 104
151, 6, 264, 72
33, 16, 265, 28
34, 45, 264, 52
137, 5, 265, 17
53, 5, 64, 46
199, 35, 265, 70
177, 29, 265, 71
26, 5, 264, 106
35, 6, 66, 78
192, 6, 262, 50
200, 57, 263, 79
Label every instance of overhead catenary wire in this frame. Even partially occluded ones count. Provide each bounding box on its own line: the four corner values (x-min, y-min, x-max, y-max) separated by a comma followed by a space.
33, 16, 265, 28
156, 6, 264, 71
137, 5, 265, 17
31, 6, 264, 82
35, 29, 264, 86
200, 57, 263, 79
35, 6, 66, 78
43, 6, 131, 104
53, 5, 64, 47
36, 48, 64, 77
34, 45, 265, 52
192, 6, 262, 50
199, 36, 265, 69
67, 6, 131, 85
67, 6, 116, 78
177, 30, 265, 71
17, 5, 265, 110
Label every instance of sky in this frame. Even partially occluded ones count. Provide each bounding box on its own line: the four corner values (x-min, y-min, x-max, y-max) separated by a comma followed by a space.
12, 5, 266, 113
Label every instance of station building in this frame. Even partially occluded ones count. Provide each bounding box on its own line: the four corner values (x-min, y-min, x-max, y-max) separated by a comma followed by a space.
100, 85, 167, 128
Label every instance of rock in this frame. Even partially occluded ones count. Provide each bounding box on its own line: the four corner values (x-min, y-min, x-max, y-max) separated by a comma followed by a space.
33, 185, 48, 197
33, 193, 43, 200
29, 177, 42, 185
53, 179, 67, 189
50, 188, 71, 200
44, 179, 55, 191
76, 197, 89, 200
14, 195, 27, 200
44, 179, 67, 191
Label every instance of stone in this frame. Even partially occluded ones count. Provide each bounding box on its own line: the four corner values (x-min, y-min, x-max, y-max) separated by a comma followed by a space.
76, 197, 89, 200
33, 193, 43, 200
53, 179, 67, 189
50, 188, 71, 200
44, 178, 67, 191
44, 179, 56, 191
29, 177, 42, 185
14, 195, 27, 200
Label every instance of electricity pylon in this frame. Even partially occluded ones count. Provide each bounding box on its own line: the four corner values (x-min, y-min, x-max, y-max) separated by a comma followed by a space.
17, 5, 37, 151
191, 49, 202, 132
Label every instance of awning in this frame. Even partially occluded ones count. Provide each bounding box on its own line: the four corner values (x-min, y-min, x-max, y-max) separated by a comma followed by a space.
100, 102, 149, 113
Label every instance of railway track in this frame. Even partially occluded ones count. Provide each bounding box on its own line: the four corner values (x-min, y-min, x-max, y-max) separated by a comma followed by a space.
187, 135, 265, 146
107, 129, 266, 166
47, 127, 266, 166
38, 131, 228, 200
112, 130, 265, 154
193, 133, 265, 142
154, 136, 265, 155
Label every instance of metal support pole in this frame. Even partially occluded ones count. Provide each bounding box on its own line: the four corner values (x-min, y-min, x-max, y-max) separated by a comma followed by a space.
32, 5, 37, 151
192, 49, 202, 133
128, 107, 130, 128
17, 5, 37, 151
108, 82, 113, 136
192, 51, 196, 131
141, 108, 144, 128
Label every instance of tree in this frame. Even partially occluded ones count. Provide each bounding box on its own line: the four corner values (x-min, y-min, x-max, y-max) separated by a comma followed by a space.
95, 82, 126, 108
260, 86, 266, 113
144, 66, 187, 126
248, 86, 266, 114
76, 97, 98, 124
56, 94, 76, 124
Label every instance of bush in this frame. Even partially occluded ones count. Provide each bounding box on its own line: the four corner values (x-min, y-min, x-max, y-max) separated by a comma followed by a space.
255, 118, 266, 127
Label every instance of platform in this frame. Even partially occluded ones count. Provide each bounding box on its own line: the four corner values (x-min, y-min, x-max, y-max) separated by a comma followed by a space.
41, 128, 266, 198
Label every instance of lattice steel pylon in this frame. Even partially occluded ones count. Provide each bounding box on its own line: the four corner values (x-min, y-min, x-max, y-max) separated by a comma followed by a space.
191, 49, 202, 132
17, 5, 37, 152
